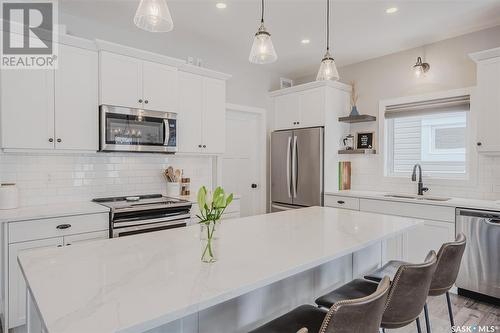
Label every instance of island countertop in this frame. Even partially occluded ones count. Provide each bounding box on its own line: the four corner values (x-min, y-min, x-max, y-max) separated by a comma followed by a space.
18, 207, 419, 333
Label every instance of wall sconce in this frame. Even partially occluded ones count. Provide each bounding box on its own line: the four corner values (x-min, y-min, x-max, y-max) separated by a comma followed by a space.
413, 56, 430, 78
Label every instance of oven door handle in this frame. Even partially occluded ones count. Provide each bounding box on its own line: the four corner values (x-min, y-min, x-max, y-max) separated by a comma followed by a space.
163, 119, 170, 146
113, 219, 188, 237
114, 213, 191, 228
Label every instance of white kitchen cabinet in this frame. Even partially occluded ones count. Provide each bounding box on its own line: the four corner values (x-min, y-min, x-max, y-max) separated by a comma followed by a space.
55, 44, 98, 150
178, 72, 204, 153
99, 51, 142, 108
8, 237, 63, 328
4, 213, 109, 329
274, 94, 300, 130
471, 53, 500, 153
272, 86, 329, 130
202, 78, 226, 154
142, 61, 178, 112
1, 43, 98, 151
1, 69, 55, 149
178, 71, 226, 154
100, 51, 178, 112
405, 219, 455, 263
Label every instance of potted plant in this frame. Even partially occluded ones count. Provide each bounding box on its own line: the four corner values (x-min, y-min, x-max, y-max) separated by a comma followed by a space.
197, 186, 233, 263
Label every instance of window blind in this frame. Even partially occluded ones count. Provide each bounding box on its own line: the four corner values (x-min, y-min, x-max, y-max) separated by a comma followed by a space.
385, 95, 470, 119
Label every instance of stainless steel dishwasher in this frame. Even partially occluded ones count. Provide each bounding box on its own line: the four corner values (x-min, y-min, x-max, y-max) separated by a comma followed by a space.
456, 208, 500, 300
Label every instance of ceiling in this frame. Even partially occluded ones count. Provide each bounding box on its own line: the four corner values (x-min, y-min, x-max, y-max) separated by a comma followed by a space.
60, 0, 500, 79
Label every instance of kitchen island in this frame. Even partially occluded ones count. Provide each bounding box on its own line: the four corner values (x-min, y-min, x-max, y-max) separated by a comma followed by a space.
18, 207, 419, 333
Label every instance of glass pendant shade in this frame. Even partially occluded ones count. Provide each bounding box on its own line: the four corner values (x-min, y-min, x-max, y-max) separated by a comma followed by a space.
249, 23, 277, 64
134, 0, 174, 33
316, 51, 339, 81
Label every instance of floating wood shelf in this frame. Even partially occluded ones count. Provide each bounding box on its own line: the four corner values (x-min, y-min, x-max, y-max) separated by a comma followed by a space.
338, 149, 377, 155
338, 115, 377, 123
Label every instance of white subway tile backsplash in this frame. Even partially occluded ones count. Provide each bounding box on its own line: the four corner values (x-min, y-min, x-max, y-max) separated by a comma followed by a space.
0, 152, 214, 206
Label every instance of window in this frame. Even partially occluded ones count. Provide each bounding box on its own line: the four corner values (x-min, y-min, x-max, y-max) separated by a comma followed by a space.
385, 95, 470, 179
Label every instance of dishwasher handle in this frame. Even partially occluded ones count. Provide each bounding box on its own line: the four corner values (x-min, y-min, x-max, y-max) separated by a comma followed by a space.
485, 218, 500, 226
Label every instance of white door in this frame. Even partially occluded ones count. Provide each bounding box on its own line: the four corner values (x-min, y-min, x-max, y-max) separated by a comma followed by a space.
203, 78, 226, 154
55, 44, 98, 150
1, 68, 55, 149
178, 72, 203, 153
8, 237, 63, 328
142, 61, 178, 112
99, 51, 142, 108
274, 93, 300, 130
220, 108, 265, 216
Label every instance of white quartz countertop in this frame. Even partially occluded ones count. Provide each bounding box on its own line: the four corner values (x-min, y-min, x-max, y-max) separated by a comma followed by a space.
0, 202, 110, 223
18, 207, 418, 333
326, 190, 500, 211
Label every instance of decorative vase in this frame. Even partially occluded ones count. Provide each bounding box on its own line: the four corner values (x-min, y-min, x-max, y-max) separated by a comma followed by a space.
200, 220, 220, 263
349, 105, 360, 116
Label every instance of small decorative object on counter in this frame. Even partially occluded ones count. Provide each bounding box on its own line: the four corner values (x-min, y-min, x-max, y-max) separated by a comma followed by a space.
163, 166, 181, 196
341, 134, 355, 150
197, 186, 233, 263
349, 81, 360, 116
338, 162, 351, 190
0, 183, 19, 210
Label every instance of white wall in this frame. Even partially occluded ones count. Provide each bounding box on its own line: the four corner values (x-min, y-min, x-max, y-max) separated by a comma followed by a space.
0, 153, 213, 206
296, 25, 500, 200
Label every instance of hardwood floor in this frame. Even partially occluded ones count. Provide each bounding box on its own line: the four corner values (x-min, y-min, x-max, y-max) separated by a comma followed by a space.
393, 293, 500, 332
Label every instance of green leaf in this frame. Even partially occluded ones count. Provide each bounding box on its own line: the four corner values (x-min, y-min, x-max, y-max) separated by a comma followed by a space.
226, 193, 234, 207
197, 186, 207, 210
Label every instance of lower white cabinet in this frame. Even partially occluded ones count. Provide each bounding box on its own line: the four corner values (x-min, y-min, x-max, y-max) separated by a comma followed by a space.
405, 219, 455, 263
4, 213, 109, 330
8, 237, 63, 328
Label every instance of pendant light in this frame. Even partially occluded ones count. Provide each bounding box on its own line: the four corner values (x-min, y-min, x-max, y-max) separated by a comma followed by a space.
134, 0, 174, 33
316, 0, 339, 81
249, 0, 277, 64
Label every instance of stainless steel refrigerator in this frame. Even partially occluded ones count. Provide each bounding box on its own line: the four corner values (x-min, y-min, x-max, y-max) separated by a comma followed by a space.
271, 127, 324, 212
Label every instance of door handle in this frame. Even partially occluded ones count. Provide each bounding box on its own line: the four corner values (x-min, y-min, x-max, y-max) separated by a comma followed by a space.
251, 184, 257, 189
291, 135, 298, 198
286, 136, 292, 198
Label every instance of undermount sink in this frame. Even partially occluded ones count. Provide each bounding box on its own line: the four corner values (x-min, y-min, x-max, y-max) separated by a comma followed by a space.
383, 194, 451, 202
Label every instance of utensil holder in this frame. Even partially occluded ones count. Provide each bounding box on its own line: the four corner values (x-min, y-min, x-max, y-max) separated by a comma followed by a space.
166, 182, 180, 197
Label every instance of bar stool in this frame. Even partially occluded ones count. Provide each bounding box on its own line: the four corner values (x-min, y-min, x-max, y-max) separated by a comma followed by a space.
364, 233, 466, 333
315, 251, 438, 333
248, 276, 391, 333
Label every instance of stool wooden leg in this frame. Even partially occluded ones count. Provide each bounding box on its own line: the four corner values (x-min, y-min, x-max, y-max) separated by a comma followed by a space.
416, 317, 422, 333
424, 303, 432, 333
446, 291, 455, 328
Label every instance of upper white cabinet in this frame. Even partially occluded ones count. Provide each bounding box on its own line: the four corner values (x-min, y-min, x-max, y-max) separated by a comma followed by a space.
178, 71, 226, 154
99, 51, 178, 112
470, 47, 500, 153
1, 42, 98, 151
271, 82, 349, 130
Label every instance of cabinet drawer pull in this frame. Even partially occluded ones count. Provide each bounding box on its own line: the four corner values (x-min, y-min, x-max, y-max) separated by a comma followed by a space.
56, 224, 71, 230
337, 200, 345, 204
48, 138, 54, 143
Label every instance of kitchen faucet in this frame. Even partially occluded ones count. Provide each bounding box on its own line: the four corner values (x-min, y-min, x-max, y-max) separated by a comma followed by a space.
412, 164, 429, 196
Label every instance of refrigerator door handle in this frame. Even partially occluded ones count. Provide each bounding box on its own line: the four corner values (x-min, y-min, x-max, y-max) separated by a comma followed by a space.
286, 136, 292, 198
292, 135, 298, 198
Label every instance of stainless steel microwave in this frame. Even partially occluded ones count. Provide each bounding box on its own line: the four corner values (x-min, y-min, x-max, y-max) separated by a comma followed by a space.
99, 105, 177, 153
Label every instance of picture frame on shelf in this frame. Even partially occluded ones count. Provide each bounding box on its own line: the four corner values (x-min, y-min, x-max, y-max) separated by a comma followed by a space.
356, 132, 375, 150
280, 77, 293, 89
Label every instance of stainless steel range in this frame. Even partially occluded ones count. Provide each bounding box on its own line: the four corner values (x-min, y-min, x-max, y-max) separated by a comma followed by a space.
93, 194, 192, 238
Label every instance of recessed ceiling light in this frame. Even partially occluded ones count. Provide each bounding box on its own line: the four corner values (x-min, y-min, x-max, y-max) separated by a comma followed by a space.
216, 2, 227, 9
301, 39, 310, 44
386, 7, 398, 14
